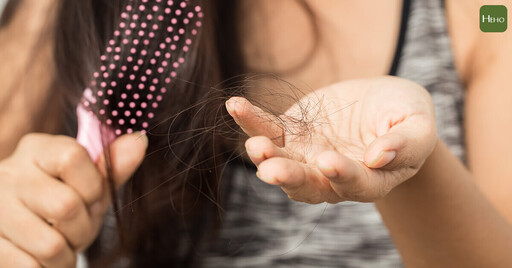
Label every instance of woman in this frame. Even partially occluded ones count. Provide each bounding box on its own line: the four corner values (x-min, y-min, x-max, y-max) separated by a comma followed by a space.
0, 0, 511, 267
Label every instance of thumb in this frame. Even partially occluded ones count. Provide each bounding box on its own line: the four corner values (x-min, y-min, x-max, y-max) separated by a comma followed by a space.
96, 132, 148, 188
364, 115, 436, 170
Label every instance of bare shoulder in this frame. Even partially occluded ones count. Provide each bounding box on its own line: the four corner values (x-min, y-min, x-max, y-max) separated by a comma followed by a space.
446, 0, 512, 84
446, 1, 512, 217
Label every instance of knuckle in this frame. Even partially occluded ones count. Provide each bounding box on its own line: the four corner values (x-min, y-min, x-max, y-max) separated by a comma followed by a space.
59, 144, 88, 168
17, 134, 54, 152
18, 133, 42, 147
52, 190, 81, 220
38, 233, 67, 260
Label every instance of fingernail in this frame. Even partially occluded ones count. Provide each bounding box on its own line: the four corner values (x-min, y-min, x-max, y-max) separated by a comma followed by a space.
134, 132, 149, 147
225, 100, 235, 113
369, 150, 396, 168
247, 150, 263, 159
256, 171, 274, 184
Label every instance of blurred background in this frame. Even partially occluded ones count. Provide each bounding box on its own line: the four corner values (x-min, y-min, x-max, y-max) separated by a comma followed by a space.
0, 1, 6, 21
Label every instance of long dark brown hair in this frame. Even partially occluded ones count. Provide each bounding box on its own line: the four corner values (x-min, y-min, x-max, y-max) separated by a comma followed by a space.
0, 0, 319, 267
61, 1, 246, 267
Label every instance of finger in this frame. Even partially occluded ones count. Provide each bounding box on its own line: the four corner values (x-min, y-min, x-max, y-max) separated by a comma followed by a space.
257, 157, 341, 204
226, 97, 285, 146
96, 132, 148, 190
19, 134, 104, 207
18, 171, 96, 251
0, 201, 76, 268
316, 150, 387, 202
364, 114, 436, 170
245, 136, 295, 166
0, 237, 42, 268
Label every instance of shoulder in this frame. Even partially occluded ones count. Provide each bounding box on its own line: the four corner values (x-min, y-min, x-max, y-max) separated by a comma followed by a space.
446, 0, 512, 84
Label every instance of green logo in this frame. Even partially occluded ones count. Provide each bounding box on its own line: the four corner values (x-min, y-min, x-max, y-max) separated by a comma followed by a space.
480, 5, 507, 32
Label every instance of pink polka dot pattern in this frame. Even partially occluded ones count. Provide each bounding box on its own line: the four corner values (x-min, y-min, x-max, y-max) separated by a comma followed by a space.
80, 0, 203, 136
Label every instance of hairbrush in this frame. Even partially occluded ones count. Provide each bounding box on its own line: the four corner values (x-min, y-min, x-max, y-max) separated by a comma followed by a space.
76, 0, 203, 161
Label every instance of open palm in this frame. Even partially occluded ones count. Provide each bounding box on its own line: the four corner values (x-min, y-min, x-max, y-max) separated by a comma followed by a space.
226, 76, 438, 204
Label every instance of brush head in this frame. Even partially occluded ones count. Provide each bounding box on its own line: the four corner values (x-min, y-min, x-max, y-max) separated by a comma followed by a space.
77, 0, 203, 160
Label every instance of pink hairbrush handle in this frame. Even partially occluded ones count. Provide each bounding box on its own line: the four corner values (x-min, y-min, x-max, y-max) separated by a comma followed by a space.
77, 104, 116, 162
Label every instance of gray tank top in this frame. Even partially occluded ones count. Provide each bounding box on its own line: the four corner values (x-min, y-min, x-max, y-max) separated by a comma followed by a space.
202, 0, 466, 267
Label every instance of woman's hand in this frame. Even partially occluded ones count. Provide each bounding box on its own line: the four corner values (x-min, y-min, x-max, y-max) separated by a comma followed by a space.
0, 133, 147, 268
226, 76, 437, 204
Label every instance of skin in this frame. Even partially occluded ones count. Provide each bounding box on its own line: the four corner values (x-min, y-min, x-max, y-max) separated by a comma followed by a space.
0, 133, 147, 267
0, 0, 58, 159
228, 0, 512, 267
227, 76, 437, 204
0, 0, 511, 267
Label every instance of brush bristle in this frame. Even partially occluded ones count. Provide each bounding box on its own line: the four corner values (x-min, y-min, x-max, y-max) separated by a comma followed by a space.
81, 0, 203, 136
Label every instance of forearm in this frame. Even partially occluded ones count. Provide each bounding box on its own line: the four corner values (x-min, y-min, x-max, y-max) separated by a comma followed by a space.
376, 139, 512, 267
